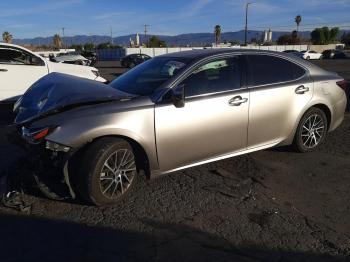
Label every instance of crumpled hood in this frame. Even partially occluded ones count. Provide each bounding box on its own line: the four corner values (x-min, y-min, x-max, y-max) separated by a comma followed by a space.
14, 72, 133, 124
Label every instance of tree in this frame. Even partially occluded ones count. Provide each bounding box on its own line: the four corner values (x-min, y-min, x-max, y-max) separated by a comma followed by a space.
84, 42, 95, 50
229, 40, 240, 46
53, 34, 62, 49
295, 15, 302, 33
70, 44, 84, 51
147, 36, 167, 47
311, 27, 339, 44
214, 25, 221, 46
2, 31, 13, 43
341, 33, 350, 47
277, 34, 292, 45
277, 30, 300, 45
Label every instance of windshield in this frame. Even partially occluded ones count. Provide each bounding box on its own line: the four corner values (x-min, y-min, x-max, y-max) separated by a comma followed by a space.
109, 57, 190, 96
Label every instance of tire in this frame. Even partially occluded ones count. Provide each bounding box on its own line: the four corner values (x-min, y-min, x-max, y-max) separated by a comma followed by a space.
306, 56, 310, 60
293, 107, 328, 153
129, 62, 135, 68
75, 137, 139, 206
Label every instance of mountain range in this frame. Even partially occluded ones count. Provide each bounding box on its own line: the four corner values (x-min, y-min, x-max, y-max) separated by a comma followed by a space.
11, 30, 339, 47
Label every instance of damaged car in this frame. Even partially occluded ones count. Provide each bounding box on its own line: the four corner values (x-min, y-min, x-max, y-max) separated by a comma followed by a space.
13, 49, 348, 206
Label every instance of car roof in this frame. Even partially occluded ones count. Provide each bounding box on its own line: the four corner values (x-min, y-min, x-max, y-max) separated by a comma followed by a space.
158, 48, 300, 60
158, 48, 327, 75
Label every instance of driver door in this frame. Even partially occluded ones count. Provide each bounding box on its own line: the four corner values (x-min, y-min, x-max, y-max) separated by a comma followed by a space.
155, 56, 249, 172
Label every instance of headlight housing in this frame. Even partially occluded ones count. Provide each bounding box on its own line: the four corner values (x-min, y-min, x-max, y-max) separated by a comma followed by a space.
45, 140, 71, 153
91, 69, 100, 77
22, 126, 54, 144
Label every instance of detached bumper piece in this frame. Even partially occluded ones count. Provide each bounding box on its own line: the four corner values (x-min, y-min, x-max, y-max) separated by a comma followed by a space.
27, 143, 75, 201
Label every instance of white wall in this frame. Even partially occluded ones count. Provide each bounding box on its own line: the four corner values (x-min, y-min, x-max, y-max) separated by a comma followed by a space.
125, 45, 309, 57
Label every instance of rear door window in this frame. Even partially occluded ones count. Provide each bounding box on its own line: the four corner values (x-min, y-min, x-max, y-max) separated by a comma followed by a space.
246, 55, 306, 86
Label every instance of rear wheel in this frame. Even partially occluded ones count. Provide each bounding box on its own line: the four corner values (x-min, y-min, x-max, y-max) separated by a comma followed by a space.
129, 62, 135, 68
306, 56, 310, 60
293, 107, 328, 153
76, 137, 138, 206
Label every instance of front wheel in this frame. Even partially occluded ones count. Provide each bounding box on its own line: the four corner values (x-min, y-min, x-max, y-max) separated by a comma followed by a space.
76, 137, 138, 206
293, 107, 328, 153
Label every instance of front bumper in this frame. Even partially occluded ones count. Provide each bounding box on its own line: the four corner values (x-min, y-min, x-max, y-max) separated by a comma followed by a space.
11, 128, 77, 200
95, 76, 108, 83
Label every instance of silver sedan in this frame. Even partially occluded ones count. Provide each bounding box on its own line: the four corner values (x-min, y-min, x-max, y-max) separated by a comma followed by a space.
15, 49, 348, 206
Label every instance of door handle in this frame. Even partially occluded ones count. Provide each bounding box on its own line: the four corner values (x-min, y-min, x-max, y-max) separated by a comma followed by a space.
295, 85, 309, 94
0, 69, 8, 72
228, 96, 248, 106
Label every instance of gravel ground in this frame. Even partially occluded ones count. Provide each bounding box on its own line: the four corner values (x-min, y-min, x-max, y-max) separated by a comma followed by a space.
0, 59, 349, 262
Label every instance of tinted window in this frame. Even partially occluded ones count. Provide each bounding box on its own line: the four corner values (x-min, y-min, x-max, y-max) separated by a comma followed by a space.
0, 47, 43, 65
246, 55, 305, 86
183, 56, 241, 97
110, 57, 190, 96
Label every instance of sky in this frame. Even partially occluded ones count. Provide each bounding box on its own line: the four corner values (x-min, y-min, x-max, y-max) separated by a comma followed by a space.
1, 0, 350, 39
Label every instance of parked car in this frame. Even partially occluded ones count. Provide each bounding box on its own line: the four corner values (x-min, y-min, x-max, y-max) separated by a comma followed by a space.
80, 50, 98, 66
296, 50, 323, 60
0, 43, 106, 102
283, 50, 299, 54
322, 49, 346, 59
14, 49, 347, 206
121, 53, 151, 68
52, 52, 91, 66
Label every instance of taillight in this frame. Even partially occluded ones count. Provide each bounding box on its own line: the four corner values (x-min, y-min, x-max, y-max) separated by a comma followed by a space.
336, 80, 347, 92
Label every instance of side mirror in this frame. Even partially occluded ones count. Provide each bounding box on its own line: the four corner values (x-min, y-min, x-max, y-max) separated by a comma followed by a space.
171, 84, 185, 108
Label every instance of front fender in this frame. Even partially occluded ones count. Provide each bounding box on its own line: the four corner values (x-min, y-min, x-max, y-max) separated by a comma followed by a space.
33, 103, 159, 170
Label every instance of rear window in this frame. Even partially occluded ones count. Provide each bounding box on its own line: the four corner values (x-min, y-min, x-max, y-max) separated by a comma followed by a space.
246, 55, 306, 86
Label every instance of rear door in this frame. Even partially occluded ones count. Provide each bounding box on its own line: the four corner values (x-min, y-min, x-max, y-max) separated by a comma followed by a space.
244, 54, 313, 149
155, 55, 249, 172
0, 46, 48, 102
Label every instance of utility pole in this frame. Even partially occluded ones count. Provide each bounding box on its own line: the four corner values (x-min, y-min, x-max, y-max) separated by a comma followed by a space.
61, 27, 65, 50
143, 24, 149, 46
244, 3, 252, 46
110, 26, 113, 44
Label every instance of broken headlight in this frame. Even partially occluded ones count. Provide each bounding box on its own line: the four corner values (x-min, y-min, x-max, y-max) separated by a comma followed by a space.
45, 140, 71, 153
22, 126, 52, 144
91, 69, 100, 77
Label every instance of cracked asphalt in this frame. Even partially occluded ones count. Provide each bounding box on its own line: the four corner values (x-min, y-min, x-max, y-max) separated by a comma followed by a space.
0, 59, 349, 262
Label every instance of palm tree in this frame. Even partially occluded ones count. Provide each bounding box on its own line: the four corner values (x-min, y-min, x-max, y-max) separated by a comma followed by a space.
295, 15, 302, 33
214, 25, 221, 46
53, 34, 62, 49
2, 31, 13, 43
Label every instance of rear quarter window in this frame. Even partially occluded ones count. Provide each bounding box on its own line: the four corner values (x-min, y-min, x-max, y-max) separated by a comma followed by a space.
246, 55, 306, 86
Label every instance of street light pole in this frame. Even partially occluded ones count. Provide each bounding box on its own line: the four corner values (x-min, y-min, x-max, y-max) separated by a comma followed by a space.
244, 2, 251, 46
143, 24, 149, 46
62, 27, 65, 50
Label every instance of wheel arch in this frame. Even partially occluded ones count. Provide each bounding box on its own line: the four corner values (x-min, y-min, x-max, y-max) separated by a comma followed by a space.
281, 102, 332, 146
312, 103, 332, 130
72, 135, 152, 179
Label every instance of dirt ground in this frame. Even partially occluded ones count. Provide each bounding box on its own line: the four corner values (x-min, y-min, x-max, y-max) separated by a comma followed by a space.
0, 59, 349, 262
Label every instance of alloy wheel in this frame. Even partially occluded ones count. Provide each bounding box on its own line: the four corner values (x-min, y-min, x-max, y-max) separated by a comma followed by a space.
99, 149, 136, 199
301, 114, 325, 149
